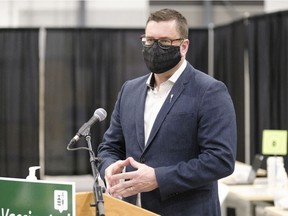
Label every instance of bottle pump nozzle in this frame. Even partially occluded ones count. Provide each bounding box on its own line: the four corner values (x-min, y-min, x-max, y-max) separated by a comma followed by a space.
26, 166, 41, 181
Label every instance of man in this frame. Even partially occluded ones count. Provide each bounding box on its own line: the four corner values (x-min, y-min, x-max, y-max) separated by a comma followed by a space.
97, 8, 237, 216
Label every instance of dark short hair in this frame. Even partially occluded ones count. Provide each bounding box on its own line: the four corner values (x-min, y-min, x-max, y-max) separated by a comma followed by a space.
146, 8, 188, 39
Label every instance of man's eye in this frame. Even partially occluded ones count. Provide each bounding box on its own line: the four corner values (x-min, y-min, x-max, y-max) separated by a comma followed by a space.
159, 39, 171, 45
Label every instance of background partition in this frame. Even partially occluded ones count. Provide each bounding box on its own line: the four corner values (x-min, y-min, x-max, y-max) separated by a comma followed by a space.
247, 11, 288, 160
187, 29, 209, 73
213, 20, 245, 162
0, 29, 39, 177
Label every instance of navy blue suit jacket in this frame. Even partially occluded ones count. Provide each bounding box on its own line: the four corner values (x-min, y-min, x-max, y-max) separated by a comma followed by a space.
98, 62, 237, 216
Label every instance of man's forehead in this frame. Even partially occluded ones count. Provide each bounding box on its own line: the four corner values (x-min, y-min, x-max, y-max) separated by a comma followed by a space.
145, 20, 178, 37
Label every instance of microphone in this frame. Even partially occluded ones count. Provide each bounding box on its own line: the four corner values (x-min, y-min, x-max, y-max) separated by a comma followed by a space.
69, 108, 107, 144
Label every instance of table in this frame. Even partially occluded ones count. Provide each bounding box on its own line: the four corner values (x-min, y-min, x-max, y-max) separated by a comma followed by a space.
265, 206, 288, 216
222, 178, 275, 216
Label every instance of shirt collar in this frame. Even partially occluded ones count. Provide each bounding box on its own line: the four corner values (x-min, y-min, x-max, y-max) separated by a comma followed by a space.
146, 60, 187, 90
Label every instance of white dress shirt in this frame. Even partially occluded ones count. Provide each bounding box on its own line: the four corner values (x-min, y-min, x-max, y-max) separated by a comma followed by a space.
144, 60, 187, 145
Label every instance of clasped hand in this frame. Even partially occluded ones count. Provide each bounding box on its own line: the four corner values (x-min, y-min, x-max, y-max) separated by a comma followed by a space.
104, 157, 158, 198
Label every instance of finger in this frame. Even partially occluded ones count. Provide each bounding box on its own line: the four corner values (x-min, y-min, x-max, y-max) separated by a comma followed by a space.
105, 166, 122, 190
104, 177, 111, 194
110, 170, 136, 183
105, 158, 132, 192
106, 159, 127, 177
120, 186, 135, 198
114, 158, 131, 170
128, 157, 142, 169
110, 160, 125, 173
120, 157, 132, 166
110, 182, 136, 198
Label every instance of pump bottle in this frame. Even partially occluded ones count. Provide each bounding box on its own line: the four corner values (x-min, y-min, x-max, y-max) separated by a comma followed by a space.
26, 166, 41, 181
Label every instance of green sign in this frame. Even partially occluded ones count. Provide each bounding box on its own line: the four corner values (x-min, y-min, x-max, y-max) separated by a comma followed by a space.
0, 177, 75, 216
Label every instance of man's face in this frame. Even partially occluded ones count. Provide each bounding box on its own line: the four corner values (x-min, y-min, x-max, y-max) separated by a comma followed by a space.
145, 20, 189, 57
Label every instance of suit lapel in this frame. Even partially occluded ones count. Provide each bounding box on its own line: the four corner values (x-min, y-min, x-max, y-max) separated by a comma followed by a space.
144, 72, 189, 150
135, 82, 148, 151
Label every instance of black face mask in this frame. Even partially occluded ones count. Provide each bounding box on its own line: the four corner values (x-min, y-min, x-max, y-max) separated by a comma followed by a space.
142, 43, 182, 74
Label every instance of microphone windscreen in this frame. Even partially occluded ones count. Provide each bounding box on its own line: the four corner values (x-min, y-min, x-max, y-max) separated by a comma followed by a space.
94, 108, 107, 122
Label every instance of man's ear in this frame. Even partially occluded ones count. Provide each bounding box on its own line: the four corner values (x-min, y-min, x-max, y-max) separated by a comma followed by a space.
180, 39, 189, 56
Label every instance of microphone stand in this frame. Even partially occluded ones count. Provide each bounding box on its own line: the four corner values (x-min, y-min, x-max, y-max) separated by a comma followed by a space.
85, 129, 105, 216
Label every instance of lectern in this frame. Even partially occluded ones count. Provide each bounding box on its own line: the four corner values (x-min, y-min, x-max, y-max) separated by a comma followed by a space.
76, 192, 160, 216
